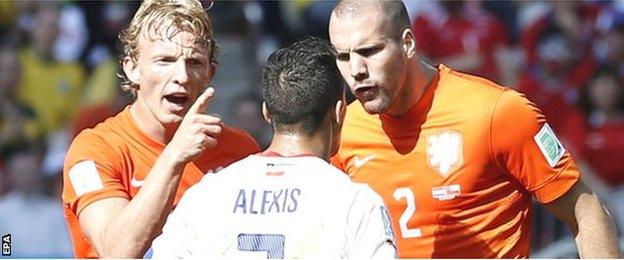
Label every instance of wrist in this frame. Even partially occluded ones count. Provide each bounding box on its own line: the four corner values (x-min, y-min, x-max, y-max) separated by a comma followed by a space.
159, 146, 187, 172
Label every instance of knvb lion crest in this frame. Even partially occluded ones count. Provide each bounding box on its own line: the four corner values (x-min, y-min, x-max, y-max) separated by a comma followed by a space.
426, 130, 463, 177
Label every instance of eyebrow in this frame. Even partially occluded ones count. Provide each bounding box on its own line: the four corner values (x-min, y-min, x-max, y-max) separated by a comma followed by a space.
336, 38, 386, 52
355, 42, 384, 51
336, 42, 385, 57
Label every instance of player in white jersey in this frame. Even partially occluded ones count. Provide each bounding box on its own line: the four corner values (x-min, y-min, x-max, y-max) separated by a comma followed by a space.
151, 37, 397, 259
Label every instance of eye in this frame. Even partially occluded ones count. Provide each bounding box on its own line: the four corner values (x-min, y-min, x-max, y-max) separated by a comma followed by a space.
155, 57, 176, 65
336, 52, 349, 62
357, 46, 383, 57
187, 58, 206, 66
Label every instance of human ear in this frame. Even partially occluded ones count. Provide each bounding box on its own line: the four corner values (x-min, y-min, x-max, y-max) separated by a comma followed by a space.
261, 102, 272, 124
122, 56, 140, 84
206, 61, 217, 83
401, 29, 417, 58
334, 94, 346, 125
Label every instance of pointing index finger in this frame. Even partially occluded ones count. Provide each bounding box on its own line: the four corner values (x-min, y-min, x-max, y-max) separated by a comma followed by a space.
188, 87, 214, 114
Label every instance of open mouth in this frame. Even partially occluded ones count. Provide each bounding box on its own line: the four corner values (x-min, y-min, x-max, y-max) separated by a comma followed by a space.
355, 85, 375, 93
164, 94, 189, 107
354, 85, 377, 99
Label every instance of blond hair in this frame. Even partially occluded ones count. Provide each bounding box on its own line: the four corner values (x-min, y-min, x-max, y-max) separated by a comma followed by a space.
118, 0, 216, 98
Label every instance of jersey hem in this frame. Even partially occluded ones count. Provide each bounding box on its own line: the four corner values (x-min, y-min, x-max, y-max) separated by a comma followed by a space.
531, 160, 580, 203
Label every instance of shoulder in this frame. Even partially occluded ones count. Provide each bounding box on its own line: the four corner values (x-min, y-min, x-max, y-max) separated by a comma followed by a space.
215, 124, 261, 153
197, 155, 257, 183
489, 88, 554, 164
350, 183, 384, 204
198, 124, 260, 166
435, 65, 511, 119
310, 160, 370, 195
65, 111, 128, 169
192, 125, 259, 171
438, 66, 540, 122
493, 89, 544, 122
69, 110, 127, 149
305, 157, 351, 180
440, 64, 506, 96
215, 155, 258, 176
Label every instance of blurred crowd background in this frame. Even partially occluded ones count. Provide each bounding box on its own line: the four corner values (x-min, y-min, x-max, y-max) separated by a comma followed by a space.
0, 0, 623, 258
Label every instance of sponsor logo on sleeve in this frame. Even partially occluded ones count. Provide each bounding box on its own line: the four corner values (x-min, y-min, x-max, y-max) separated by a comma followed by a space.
69, 160, 104, 196
534, 124, 566, 167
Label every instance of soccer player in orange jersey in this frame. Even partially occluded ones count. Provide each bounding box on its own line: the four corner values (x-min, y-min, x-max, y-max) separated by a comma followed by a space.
61, 0, 259, 258
328, 1, 621, 258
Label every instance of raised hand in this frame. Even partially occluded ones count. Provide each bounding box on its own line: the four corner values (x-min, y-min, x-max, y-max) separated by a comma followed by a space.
166, 87, 223, 164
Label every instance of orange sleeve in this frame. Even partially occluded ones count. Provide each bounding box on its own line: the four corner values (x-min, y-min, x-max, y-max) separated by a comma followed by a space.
62, 131, 130, 216
490, 90, 580, 203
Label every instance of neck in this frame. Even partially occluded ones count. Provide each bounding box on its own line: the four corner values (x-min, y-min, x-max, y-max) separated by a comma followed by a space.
265, 130, 332, 162
385, 59, 438, 117
129, 101, 177, 144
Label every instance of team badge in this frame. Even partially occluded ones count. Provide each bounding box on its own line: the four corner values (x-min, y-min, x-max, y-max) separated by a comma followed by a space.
426, 130, 463, 177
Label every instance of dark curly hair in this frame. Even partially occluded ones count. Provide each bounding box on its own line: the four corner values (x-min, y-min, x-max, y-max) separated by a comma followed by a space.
262, 36, 344, 135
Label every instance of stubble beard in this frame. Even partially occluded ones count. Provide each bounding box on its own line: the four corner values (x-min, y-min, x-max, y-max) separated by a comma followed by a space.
361, 94, 391, 115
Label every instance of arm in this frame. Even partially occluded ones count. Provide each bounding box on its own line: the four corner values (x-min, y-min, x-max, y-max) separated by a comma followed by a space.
543, 179, 621, 258
78, 149, 184, 258
490, 90, 620, 258
77, 89, 221, 258
150, 183, 204, 259
574, 159, 613, 200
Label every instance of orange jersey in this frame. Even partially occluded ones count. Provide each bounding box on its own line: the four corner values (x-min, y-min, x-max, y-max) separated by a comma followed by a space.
61, 106, 260, 258
331, 65, 580, 258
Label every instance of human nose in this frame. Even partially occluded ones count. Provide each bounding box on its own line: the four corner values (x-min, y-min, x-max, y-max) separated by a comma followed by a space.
172, 60, 190, 85
349, 54, 367, 81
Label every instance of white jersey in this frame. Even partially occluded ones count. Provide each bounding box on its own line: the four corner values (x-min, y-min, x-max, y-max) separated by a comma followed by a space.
151, 154, 397, 259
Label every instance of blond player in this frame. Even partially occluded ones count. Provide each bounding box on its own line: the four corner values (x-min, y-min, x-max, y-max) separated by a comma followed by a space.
61, 1, 259, 257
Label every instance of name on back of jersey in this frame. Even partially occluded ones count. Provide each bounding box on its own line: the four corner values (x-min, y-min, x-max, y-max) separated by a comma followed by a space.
233, 188, 301, 215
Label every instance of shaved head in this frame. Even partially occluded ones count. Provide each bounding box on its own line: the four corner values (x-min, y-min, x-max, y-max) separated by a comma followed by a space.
332, 0, 410, 39
329, 0, 419, 115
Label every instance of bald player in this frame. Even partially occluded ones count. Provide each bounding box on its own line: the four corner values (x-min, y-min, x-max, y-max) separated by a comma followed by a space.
329, 0, 621, 258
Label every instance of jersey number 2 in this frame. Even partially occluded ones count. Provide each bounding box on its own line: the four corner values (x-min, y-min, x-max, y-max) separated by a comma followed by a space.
392, 188, 422, 238
237, 233, 285, 259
